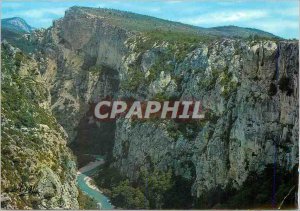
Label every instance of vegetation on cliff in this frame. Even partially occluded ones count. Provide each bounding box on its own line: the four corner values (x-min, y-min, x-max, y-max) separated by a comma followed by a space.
77, 190, 98, 209
1, 43, 79, 209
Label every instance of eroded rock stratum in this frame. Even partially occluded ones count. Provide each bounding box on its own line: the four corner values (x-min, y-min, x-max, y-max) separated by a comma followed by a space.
1, 6, 298, 209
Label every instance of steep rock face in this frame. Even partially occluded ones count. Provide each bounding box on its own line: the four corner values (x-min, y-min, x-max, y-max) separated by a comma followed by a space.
34, 7, 129, 144
35, 7, 298, 208
1, 42, 79, 209
112, 39, 298, 199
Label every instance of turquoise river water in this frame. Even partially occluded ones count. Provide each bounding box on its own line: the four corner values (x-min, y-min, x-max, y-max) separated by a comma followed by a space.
77, 157, 114, 210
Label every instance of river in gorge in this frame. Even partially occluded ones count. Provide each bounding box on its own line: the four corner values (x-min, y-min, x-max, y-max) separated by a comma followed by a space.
77, 156, 114, 210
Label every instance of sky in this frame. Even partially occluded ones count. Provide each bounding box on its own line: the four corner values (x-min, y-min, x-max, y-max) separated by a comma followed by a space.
2, 0, 299, 39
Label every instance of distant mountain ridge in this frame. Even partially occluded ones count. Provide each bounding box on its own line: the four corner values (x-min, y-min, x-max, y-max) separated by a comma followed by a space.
209, 25, 277, 39
1, 8, 280, 42
2, 17, 34, 33
1, 17, 37, 53
67, 6, 280, 39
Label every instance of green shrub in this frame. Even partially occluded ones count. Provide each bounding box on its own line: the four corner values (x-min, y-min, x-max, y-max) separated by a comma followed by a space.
94, 166, 125, 189
111, 180, 147, 209
78, 190, 98, 209
207, 165, 298, 209
279, 76, 293, 95
268, 83, 277, 96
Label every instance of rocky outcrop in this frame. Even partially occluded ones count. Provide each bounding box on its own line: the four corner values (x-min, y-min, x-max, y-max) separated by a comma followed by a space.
32, 7, 128, 144
1, 42, 79, 209
113, 39, 299, 200
23, 6, 298, 208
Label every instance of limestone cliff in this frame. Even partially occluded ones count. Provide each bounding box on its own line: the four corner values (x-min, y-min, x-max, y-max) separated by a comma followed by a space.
10, 6, 298, 209
114, 38, 299, 198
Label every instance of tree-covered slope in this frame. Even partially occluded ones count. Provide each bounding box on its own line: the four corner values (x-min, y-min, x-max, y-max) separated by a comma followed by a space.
1, 42, 79, 209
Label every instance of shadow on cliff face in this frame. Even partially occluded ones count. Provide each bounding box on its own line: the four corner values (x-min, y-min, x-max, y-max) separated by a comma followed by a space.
70, 63, 119, 168
70, 115, 116, 168
194, 165, 298, 209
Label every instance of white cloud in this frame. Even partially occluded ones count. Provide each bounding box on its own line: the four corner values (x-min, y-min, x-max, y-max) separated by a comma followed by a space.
38, 18, 55, 24
20, 8, 67, 19
276, 7, 299, 17
147, 7, 161, 12
251, 20, 299, 36
166, 0, 183, 4
180, 10, 268, 25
